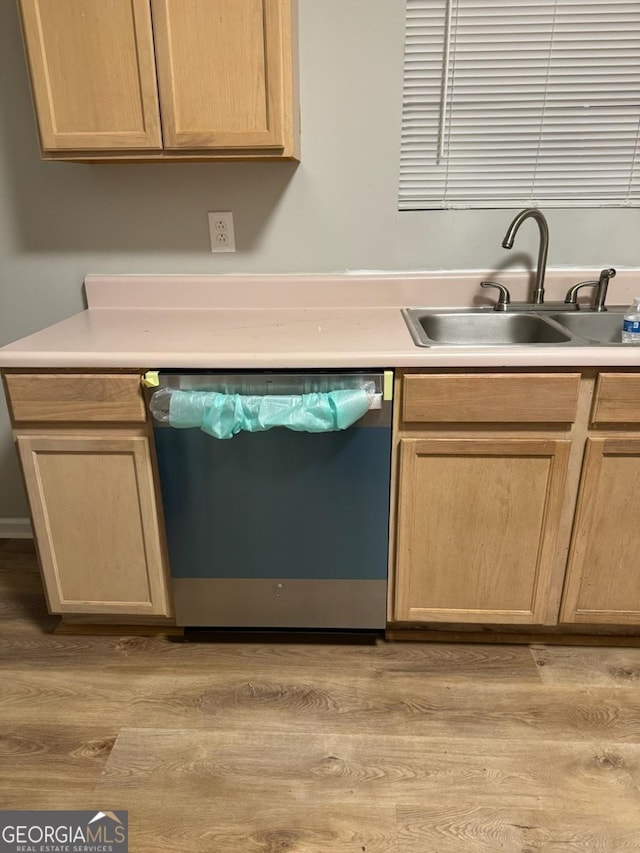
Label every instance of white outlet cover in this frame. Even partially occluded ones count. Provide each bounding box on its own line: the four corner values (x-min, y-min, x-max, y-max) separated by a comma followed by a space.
208, 211, 236, 253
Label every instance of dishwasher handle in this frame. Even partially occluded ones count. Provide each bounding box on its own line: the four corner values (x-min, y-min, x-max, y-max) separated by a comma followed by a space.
150, 384, 381, 422
149, 387, 381, 439
149, 385, 380, 439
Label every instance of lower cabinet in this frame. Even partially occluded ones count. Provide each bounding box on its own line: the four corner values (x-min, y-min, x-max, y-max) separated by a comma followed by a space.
16, 433, 171, 617
7, 367, 640, 632
561, 438, 640, 625
394, 437, 570, 624
4, 371, 172, 619
392, 370, 640, 631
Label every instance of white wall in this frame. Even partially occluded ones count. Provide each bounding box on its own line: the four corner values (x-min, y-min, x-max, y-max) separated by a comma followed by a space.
1, 0, 639, 516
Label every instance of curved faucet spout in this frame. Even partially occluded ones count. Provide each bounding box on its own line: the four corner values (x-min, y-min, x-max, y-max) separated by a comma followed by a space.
501, 208, 549, 305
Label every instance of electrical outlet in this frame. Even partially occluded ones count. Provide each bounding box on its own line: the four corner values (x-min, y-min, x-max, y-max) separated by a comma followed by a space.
208, 211, 236, 253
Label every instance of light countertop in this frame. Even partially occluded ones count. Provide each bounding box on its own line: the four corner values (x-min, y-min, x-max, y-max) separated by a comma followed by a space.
1, 272, 640, 369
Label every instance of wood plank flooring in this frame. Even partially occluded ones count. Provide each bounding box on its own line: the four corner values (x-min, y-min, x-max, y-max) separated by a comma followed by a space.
2, 538, 640, 851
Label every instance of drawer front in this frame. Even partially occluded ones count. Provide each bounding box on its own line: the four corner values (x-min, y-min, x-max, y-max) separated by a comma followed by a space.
592, 374, 640, 425
402, 373, 581, 424
5, 374, 146, 423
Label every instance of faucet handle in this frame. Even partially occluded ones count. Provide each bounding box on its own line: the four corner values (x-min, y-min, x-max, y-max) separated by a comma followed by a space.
481, 281, 511, 312
565, 268, 616, 311
564, 280, 598, 307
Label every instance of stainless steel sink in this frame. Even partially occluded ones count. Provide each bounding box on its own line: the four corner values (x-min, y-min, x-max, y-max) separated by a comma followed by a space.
549, 309, 626, 344
403, 309, 573, 347
403, 307, 630, 347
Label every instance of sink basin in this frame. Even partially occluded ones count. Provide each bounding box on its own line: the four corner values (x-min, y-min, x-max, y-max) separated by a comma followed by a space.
549, 310, 626, 344
403, 309, 572, 347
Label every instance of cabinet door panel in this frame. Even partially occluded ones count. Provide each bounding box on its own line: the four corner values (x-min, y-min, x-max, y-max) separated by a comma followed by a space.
18, 0, 162, 151
394, 438, 570, 624
152, 0, 287, 149
17, 434, 171, 616
561, 439, 640, 624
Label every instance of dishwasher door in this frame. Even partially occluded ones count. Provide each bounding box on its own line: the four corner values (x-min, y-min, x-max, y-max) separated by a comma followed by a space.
151, 371, 392, 629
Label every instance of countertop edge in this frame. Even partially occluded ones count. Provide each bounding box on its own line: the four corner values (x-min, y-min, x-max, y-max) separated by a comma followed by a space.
2, 347, 640, 370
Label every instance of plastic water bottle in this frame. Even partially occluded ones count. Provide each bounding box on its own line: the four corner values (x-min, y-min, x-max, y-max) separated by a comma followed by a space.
622, 297, 640, 344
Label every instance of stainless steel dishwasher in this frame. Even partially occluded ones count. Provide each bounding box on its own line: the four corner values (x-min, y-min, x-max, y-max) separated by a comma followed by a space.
149, 370, 393, 629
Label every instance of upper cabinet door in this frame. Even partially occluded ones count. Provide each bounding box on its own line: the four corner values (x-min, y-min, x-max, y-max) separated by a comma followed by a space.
18, 0, 163, 151
151, 0, 290, 150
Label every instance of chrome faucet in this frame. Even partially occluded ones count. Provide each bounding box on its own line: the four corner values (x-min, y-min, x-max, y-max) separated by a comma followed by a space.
565, 268, 616, 312
480, 207, 551, 311
502, 208, 549, 305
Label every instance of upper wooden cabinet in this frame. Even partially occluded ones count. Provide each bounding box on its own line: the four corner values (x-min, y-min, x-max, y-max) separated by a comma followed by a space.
152, 0, 289, 151
18, 0, 163, 152
17, 0, 299, 161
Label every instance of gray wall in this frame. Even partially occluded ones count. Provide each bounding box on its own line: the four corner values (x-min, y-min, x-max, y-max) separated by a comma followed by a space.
1, 0, 639, 516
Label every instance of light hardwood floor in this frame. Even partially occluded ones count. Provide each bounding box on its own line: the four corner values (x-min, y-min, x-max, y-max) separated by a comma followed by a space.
2, 538, 640, 851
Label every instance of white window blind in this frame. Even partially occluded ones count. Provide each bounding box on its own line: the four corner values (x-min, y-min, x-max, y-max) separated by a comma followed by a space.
400, 0, 640, 209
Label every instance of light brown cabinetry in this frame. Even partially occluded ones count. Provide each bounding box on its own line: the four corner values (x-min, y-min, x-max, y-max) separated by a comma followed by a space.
152, 0, 290, 151
4, 373, 146, 422
591, 373, 640, 425
3, 372, 172, 618
559, 373, 640, 625
393, 371, 579, 626
393, 370, 640, 631
560, 438, 640, 625
18, 0, 163, 153
17, 0, 298, 161
395, 437, 570, 624
402, 373, 580, 424
17, 434, 170, 616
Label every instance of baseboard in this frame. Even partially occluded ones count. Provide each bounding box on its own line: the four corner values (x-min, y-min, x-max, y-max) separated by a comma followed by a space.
0, 518, 33, 539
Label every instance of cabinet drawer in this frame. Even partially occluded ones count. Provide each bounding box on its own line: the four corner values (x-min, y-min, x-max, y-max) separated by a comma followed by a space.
402, 373, 580, 424
5, 374, 146, 423
592, 374, 640, 425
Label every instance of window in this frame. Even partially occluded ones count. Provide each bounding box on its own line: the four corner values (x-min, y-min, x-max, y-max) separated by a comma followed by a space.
400, 0, 640, 209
